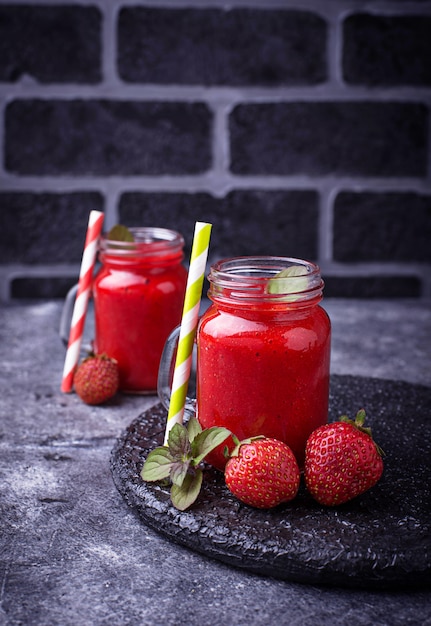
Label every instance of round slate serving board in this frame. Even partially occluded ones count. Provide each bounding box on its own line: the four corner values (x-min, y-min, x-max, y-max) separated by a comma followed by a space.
110, 375, 431, 589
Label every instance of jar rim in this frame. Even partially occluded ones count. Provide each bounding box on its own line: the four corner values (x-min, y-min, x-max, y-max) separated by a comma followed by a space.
99, 227, 184, 258
208, 256, 324, 304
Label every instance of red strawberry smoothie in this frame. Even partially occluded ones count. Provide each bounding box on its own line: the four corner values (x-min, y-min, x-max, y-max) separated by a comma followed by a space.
196, 257, 331, 471
93, 228, 187, 393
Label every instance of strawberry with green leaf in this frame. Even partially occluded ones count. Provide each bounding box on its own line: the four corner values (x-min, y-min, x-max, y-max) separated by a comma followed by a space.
225, 436, 300, 509
304, 409, 384, 506
141, 417, 231, 511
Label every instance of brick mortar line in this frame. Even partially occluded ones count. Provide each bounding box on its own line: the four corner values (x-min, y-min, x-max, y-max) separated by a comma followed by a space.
103, 181, 121, 230
1, 84, 430, 101
327, 7, 340, 87
1, 0, 430, 15
210, 102, 231, 183
0, 0, 423, 7
318, 186, 335, 264
0, 99, 5, 177
0, 176, 430, 194
102, 0, 118, 87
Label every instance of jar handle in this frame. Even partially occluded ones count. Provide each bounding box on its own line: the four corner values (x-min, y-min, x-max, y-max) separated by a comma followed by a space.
59, 283, 93, 353
157, 325, 197, 416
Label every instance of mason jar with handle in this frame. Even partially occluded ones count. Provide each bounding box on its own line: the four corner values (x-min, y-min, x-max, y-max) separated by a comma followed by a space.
93, 227, 187, 393
62, 227, 188, 395
158, 256, 331, 470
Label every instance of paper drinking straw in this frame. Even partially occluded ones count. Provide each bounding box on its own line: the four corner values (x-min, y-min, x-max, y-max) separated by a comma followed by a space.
61, 210, 104, 393
164, 221, 212, 444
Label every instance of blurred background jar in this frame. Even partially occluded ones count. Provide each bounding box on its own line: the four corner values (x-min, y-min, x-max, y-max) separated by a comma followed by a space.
93, 227, 187, 393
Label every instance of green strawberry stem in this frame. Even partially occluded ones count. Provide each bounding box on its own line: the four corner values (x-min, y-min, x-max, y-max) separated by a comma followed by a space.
141, 416, 232, 511
340, 409, 385, 457
224, 434, 265, 459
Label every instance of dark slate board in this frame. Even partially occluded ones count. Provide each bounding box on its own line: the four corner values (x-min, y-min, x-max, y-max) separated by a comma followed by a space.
110, 375, 431, 589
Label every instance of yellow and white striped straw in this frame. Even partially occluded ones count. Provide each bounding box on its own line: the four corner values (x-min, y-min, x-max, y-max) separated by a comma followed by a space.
164, 221, 212, 444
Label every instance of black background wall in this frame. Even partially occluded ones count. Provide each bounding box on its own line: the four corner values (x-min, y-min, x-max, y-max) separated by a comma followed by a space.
0, 0, 430, 301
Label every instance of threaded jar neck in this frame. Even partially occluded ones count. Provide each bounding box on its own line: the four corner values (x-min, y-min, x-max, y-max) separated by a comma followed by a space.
99, 227, 184, 266
208, 256, 324, 307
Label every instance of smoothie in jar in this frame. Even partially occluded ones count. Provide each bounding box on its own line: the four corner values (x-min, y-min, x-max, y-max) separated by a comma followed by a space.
93, 227, 187, 393
196, 257, 331, 470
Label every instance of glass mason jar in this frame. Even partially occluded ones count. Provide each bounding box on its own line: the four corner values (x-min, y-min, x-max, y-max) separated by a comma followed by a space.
93, 227, 187, 394
196, 256, 331, 470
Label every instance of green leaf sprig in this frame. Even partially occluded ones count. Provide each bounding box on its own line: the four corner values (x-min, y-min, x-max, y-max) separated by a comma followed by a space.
267, 265, 310, 300
141, 417, 232, 511
106, 225, 136, 250
107, 224, 135, 242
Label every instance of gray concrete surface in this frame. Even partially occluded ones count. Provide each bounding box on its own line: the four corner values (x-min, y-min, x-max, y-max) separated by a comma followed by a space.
0, 299, 430, 626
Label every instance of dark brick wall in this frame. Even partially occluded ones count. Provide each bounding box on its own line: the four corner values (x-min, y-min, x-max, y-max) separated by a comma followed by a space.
5, 100, 212, 175
343, 14, 431, 86
0, 5, 101, 83
230, 102, 427, 177
119, 190, 319, 260
334, 192, 431, 264
0, 1, 430, 301
118, 8, 327, 85
0, 192, 103, 263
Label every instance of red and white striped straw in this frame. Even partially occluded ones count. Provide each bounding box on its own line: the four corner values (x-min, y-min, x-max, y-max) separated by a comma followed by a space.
61, 210, 104, 393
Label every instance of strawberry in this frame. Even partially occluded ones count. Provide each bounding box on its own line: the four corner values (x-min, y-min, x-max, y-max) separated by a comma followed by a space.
304, 409, 384, 506
224, 437, 300, 509
74, 353, 119, 405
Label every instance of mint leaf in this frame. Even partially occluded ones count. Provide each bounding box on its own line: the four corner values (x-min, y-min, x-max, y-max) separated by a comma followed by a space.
267, 265, 309, 297
191, 427, 232, 466
171, 469, 203, 511
167, 423, 192, 460
141, 423, 236, 511
141, 447, 173, 482
187, 416, 202, 443
107, 224, 135, 242
170, 460, 190, 487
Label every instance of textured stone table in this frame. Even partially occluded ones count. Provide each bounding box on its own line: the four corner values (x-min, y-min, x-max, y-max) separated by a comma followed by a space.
0, 299, 430, 625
